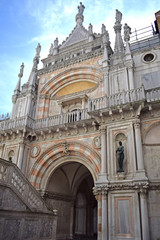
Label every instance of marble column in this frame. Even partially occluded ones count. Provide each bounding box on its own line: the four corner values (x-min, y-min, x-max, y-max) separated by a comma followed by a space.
97, 194, 102, 240
102, 192, 108, 240
17, 143, 25, 170
100, 125, 107, 175
140, 190, 150, 240
134, 122, 144, 170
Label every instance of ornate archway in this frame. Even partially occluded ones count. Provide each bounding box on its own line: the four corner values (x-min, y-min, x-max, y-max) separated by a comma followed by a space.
28, 141, 100, 240
29, 140, 101, 189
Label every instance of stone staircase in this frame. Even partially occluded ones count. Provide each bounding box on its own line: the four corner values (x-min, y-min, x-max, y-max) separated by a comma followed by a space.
0, 158, 57, 240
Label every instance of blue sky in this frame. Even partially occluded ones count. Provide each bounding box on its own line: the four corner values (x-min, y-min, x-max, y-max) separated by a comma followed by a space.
0, 0, 159, 115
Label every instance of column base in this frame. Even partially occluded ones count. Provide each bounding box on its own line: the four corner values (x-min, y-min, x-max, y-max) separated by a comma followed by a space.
134, 170, 148, 180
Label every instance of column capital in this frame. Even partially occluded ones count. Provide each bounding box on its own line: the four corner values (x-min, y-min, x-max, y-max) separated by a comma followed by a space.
100, 125, 106, 133
93, 185, 109, 198
133, 120, 140, 128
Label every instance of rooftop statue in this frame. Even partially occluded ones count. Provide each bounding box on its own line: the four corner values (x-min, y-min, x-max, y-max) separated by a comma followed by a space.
88, 23, 93, 35
49, 43, 53, 55
115, 9, 122, 24
54, 38, 59, 48
101, 24, 106, 34
35, 43, 41, 58
124, 23, 132, 42
78, 2, 85, 15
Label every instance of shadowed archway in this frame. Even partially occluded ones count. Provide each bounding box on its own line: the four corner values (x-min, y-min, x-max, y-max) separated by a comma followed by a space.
43, 161, 97, 240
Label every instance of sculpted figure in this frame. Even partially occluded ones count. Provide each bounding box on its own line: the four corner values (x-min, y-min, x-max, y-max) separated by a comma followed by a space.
101, 24, 106, 34
88, 23, 93, 35
124, 23, 131, 42
115, 9, 122, 24
116, 141, 124, 172
54, 38, 58, 48
78, 2, 85, 15
35, 43, 41, 57
49, 43, 53, 54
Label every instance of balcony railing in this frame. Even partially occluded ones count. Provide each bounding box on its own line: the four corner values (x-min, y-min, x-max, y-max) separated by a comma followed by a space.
0, 86, 160, 131
88, 85, 146, 111
36, 108, 90, 129
0, 108, 91, 131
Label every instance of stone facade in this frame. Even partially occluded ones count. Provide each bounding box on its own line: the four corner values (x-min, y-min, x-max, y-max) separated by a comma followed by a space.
0, 3, 160, 240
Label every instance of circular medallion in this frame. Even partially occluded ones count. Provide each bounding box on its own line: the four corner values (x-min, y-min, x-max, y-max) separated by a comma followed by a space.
31, 146, 40, 157
92, 136, 101, 149
40, 77, 46, 84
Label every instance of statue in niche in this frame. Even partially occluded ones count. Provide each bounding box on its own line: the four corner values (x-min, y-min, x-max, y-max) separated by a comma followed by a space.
116, 141, 124, 172
124, 23, 131, 42
115, 9, 122, 24
78, 2, 85, 15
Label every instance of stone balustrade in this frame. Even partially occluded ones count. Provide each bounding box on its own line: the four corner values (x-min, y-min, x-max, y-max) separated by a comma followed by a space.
146, 86, 160, 102
0, 158, 49, 212
35, 108, 90, 129
0, 86, 160, 131
88, 85, 146, 111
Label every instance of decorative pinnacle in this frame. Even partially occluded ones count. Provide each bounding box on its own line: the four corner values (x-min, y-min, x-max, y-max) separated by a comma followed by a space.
18, 62, 24, 79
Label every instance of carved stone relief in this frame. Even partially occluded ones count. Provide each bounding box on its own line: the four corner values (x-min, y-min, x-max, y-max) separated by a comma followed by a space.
31, 146, 40, 158
92, 136, 101, 149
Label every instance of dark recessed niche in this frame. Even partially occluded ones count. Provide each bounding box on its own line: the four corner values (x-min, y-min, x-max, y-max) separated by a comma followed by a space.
143, 53, 154, 62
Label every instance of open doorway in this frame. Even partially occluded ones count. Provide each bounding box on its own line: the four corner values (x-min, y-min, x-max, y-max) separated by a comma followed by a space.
44, 162, 97, 240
